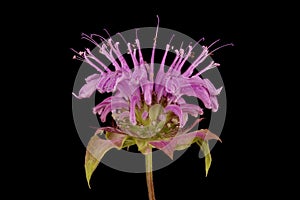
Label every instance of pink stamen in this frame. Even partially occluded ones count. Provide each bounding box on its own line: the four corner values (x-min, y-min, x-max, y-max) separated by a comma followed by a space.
135, 29, 144, 64
207, 39, 220, 49
177, 45, 193, 71
103, 28, 112, 40
209, 43, 234, 55
150, 15, 160, 82
192, 61, 220, 77
86, 48, 110, 72
127, 43, 139, 68
182, 46, 208, 77
81, 33, 101, 49
83, 51, 104, 74
117, 32, 128, 44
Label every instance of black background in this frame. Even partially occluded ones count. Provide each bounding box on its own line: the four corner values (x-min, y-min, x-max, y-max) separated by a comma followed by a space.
10, 1, 295, 198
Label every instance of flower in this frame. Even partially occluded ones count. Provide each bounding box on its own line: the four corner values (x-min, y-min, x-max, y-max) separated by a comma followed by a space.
72, 16, 232, 199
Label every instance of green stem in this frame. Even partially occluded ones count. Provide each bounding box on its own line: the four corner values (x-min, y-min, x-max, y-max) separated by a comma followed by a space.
145, 149, 156, 200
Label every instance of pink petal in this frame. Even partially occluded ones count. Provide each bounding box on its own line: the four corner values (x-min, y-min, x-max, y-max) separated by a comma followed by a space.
93, 97, 112, 114
73, 74, 100, 99
129, 95, 140, 125
142, 111, 149, 120
164, 104, 183, 127
180, 103, 204, 117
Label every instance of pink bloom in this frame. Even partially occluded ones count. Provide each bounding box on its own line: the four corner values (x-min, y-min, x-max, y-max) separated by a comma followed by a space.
72, 16, 232, 190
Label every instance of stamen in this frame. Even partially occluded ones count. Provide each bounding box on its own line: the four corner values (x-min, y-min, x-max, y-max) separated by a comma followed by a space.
150, 15, 160, 83
207, 39, 220, 49
158, 34, 175, 76
81, 33, 101, 49
169, 34, 175, 45
90, 33, 108, 43
192, 37, 205, 49
82, 51, 104, 73
99, 44, 121, 70
135, 29, 144, 64
174, 48, 185, 70
150, 15, 159, 66
209, 43, 234, 55
127, 43, 139, 68
117, 32, 128, 44
192, 62, 220, 77
182, 46, 209, 77
177, 45, 193, 71
168, 49, 180, 72
179, 41, 184, 50
85, 48, 110, 72
103, 28, 112, 39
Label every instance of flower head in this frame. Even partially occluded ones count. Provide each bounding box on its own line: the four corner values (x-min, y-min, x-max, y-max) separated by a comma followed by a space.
72, 16, 232, 191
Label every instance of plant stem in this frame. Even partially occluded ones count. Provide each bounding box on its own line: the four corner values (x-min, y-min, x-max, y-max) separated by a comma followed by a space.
145, 149, 156, 200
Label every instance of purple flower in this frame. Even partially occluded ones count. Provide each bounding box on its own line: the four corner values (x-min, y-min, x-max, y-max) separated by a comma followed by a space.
72, 16, 232, 196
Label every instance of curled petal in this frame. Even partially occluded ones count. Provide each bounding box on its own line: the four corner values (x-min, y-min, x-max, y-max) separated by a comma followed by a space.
116, 79, 136, 100
100, 104, 112, 122
93, 97, 112, 115
115, 111, 130, 120
178, 85, 212, 110
193, 86, 212, 109
73, 74, 100, 99
143, 83, 153, 105
180, 103, 203, 117
164, 105, 183, 127
204, 79, 222, 96
97, 71, 122, 93
165, 76, 180, 94
132, 66, 151, 104
154, 70, 166, 102
129, 96, 140, 125
210, 96, 219, 112
111, 97, 129, 110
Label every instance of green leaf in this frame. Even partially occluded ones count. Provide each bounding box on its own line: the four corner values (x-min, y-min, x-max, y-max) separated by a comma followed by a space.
197, 140, 212, 177
149, 104, 164, 121
135, 139, 151, 155
85, 133, 127, 188
122, 137, 136, 148
85, 135, 115, 188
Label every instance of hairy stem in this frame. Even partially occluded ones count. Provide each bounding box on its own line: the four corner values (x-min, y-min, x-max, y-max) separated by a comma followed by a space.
145, 149, 156, 200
